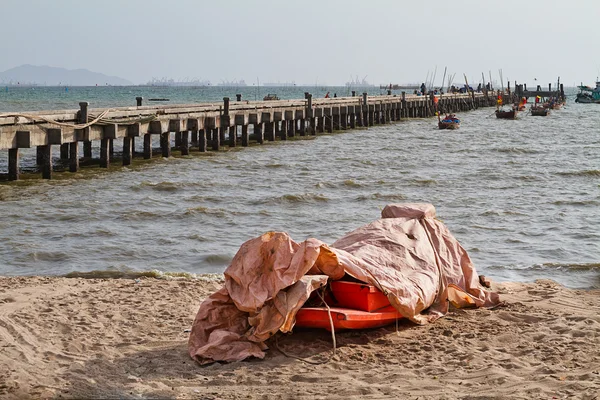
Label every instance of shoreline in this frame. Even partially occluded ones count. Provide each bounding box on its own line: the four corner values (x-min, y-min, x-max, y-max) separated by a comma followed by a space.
0, 275, 599, 399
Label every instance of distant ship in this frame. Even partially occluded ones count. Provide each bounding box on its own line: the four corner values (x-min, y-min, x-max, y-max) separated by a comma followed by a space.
263, 81, 296, 87
216, 79, 247, 87
145, 77, 211, 87
379, 83, 420, 90
345, 75, 374, 87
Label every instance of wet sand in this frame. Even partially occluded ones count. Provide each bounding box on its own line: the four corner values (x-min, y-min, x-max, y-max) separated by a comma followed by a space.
0, 276, 598, 399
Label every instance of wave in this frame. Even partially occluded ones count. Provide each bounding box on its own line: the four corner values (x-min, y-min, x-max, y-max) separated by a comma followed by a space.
407, 179, 437, 186
494, 147, 540, 154
64, 269, 224, 281
268, 193, 329, 204
184, 206, 229, 217
551, 200, 600, 206
356, 193, 407, 201
314, 181, 337, 189
489, 262, 600, 272
132, 180, 217, 192
480, 210, 526, 216
557, 170, 600, 177
343, 179, 362, 187
202, 254, 232, 265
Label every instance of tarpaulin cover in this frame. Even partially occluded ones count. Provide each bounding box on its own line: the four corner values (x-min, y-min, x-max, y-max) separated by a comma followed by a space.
188, 203, 500, 364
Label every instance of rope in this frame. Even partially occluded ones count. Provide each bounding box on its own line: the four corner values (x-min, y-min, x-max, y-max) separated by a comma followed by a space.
0, 110, 111, 129
275, 288, 336, 365
0, 110, 158, 128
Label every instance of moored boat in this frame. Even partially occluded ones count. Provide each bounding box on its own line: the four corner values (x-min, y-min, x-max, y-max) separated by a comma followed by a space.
575, 80, 600, 104
495, 109, 517, 119
531, 106, 549, 116
438, 113, 460, 130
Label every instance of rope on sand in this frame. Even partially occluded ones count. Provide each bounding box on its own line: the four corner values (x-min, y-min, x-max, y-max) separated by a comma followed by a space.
275, 289, 336, 365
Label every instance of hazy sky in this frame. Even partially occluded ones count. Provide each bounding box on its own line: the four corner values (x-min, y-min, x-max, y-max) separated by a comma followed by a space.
1, 0, 599, 86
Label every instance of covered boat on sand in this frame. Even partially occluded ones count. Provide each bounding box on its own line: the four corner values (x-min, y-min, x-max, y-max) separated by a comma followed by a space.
188, 203, 500, 364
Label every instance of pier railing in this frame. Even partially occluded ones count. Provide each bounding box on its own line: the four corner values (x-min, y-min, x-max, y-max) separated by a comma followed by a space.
0, 92, 495, 181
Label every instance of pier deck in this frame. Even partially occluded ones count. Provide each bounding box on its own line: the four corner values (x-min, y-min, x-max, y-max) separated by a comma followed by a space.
0, 92, 496, 181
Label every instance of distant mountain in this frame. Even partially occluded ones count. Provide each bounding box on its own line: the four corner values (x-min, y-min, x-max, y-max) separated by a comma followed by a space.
0, 64, 133, 86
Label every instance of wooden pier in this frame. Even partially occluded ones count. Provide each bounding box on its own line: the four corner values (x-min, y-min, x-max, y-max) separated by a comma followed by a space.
0, 92, 497, 181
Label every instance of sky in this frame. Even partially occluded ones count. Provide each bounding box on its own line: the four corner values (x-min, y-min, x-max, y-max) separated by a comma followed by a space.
1, 0, 599, 87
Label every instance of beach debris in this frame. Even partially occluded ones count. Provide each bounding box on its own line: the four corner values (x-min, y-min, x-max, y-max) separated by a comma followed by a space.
479, 275, 492, 288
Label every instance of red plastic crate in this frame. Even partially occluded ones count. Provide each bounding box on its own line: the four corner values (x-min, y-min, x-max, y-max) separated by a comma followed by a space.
329, 280, 391, 312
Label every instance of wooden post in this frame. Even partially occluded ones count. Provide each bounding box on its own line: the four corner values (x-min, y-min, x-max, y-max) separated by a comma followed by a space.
199, 129, 207, 152
362, 93, 369, 127
123, 137, 132, 166
143, 134, 152, 159
181, 131, 189, 155
8, 149, 19, 181
160, 133, 171, 157
254, 123, 264, 144
109, 139, 114, 158
78, 102, 92, 159
228, 126, 236, 147
212, 128, 219, 150
39, 145, 52, 179
136, 97, 143, 106
60, 143, 69, 159
265, 121, 275, 141
69, 141, 79, 172
100, 139, 110, 168
288, 120, 296, 137
36, 146, 43, 165
280, 120, 287, 140
242, 125, 249, 146
174, 132, 182, 148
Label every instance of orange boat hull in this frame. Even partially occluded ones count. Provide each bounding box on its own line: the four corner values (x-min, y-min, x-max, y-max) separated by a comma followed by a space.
295, 306, 403, 331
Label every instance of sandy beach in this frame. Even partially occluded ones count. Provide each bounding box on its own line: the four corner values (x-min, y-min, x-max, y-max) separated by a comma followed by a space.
0, 276, 598, 399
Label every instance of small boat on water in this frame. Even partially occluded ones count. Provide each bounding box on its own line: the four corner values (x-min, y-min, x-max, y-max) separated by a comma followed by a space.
263, 93, 280, 101
530, 106, 549, 116
495, 108, 517, 119
438, 113, 460, 130
575, 80, 600, 104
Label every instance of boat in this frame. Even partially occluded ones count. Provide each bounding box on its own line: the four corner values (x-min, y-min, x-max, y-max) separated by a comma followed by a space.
438, 113, 460, 130
295, 305, 403, 331
530, 106, 549, 116
294, 280, 403, 331
263, 93, 280, 101
575, 80, 600, 104
495, 108, 517, 119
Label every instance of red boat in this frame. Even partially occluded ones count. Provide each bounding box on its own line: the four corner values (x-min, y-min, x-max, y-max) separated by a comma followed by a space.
295, 305, 403, 331
294, 280, 403, 331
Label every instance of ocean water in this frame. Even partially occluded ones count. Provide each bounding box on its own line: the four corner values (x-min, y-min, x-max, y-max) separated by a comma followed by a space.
0, 86, 598, 289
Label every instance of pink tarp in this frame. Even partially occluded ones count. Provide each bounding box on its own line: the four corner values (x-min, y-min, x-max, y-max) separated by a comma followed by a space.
188, 203, 500, 364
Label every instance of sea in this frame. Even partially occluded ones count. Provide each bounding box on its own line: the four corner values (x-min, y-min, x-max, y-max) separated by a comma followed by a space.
0, 85, 598, 289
